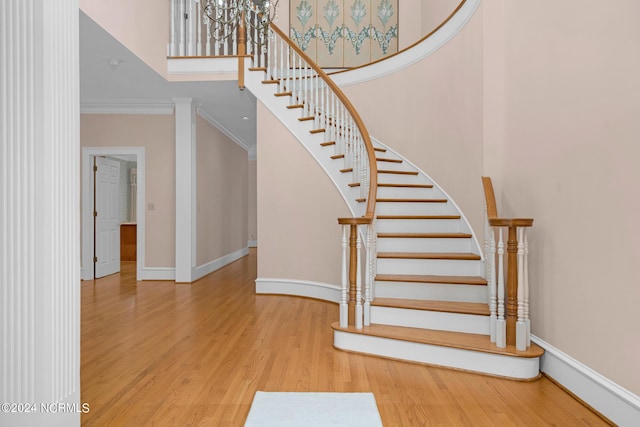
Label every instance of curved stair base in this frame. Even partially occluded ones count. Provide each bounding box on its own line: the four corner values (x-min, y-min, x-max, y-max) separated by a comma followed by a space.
332, 322, 544, 380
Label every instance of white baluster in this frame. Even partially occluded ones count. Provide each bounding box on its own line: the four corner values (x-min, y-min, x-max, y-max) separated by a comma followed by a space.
179, 0, 186, 56
187, 0, 195, 55
496, 227, 506, 348
355, 229, 363, 329
170, 0, 177, 56
489, 227, 497, 343
196, 2, 202, 55
516, 227, 526, 351
205, 14, 212, 55
524, 231, 531, 347
340, 225, 349, 328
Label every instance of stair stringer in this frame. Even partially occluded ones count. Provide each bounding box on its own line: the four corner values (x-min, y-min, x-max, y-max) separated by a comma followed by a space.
371, 136, 483, 259
244, 68, 362, 219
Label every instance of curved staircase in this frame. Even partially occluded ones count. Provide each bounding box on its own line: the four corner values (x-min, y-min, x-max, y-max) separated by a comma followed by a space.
244, 25, 543, 380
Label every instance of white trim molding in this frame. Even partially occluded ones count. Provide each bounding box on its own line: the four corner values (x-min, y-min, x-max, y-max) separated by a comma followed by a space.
168, 57, 238, 76
248, 240, 258, 248
81, 99, 175, 115
330, 0, 481, 87
533, 335, 640, 426
256, 278, 341, 303
140, 267, 176, 281
197, 107, 251, 152
194, 247, 249, 281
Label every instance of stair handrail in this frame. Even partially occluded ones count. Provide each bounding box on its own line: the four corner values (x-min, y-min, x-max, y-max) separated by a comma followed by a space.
269, 23, 378, 220
482, 177, 533, 351
264, 24, 378, 330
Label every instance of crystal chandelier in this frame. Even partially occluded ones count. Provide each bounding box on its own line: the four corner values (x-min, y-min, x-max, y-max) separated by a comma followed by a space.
196, 0, 279, 44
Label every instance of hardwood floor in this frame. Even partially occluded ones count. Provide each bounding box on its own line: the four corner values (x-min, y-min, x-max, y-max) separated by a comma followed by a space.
81, 250, 609, 426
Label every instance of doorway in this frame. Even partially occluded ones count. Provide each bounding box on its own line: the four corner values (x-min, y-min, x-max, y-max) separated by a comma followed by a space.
82, 147, 145, 281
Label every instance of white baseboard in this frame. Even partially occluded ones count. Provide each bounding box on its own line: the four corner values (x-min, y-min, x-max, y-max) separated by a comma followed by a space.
140, 267, 176, 281
248, 240, 258, 248
533, 335, 640, 426
255, 278, 340, 303
194, 247, 249, 281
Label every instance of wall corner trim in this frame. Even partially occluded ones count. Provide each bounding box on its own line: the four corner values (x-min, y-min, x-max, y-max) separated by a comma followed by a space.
532, 335, 640, 426
255, 278, 340, 303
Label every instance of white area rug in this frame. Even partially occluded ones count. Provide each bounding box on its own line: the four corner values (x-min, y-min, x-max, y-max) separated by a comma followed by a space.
244, 391, 384, 427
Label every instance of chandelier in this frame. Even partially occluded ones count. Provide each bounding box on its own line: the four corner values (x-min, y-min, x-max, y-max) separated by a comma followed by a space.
196, 0, 280, 44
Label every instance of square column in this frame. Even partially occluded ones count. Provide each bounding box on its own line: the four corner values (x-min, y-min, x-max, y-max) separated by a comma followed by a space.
174, 99, 197, 282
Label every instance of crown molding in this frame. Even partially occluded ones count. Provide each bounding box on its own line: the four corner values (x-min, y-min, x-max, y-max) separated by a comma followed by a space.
197, 108, 251, 152
80, 99, 175, 115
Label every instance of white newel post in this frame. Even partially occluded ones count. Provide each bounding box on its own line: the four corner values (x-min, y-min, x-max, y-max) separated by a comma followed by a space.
496, 228, 506, 348
174, 99, 197, 283
516, 227, 526, 351
355, 231, 363, 329
340, 225, 349, 328
1, 1, 81, 426
524, 232, 531, 346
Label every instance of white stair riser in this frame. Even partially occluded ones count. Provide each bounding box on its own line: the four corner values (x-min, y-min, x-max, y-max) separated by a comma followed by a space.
375, 161, 409, 172
376, 219, 462, 233
375, 281, 488, 303
371, 306, 490, 335
377, 173, 425, 185
376, 202, 457, 216
377, 237, 473, 253
333, 331, 541, 380
377, 186, 440, 199
377, 258, 484, 276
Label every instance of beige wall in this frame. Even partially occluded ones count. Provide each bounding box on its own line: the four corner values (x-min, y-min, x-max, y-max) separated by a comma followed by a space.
342, 8, 485, 239
257, 102, 351, 284
81, 114, 176, 268
421, 0, 462, 39
494, 0, 640, 394
79, 0, 170, 78
248, 160, 258, 244
196, 116, 249, 266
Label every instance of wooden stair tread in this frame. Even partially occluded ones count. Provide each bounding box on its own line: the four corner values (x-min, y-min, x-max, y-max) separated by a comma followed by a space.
331, 154, 345, 160
374, 147, 387, 152
262, 79, 279, 84
376, 274, 487, 286
274, 91, 292, 97
377, 252, 481, 260
287, 104, 304, 109
378, 183, 433, 188
373, 298, 490, 316
340, 168, 353, 173
356, 198, 365, 202
377, 215, 461, 220
331, 322, 544, 358
320, 141, 336, 147
310, 128, 326, 134
378, 170, 418, 175
298, 116, 315, 122
377, 198, 447, 203
377, 232, 472, 239
348, 182, 360, 187
249, 67, 267, 72
376, 158, 403, 163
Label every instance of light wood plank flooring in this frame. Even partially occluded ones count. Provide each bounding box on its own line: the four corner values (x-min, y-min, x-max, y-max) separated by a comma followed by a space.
81, 249, 609, 426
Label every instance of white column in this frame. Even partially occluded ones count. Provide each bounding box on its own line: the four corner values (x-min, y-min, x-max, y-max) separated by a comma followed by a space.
1, 1, 80, 426
174, 99, 197, 283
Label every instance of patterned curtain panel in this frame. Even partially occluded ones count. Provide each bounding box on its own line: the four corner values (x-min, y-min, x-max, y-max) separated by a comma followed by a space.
290, 0, 399, 68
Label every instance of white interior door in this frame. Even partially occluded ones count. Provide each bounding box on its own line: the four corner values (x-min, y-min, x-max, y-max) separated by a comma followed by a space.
95, 156, 121, 278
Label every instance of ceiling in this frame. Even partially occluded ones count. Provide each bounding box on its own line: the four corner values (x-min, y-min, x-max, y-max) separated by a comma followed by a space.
79, 11, 258, 154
